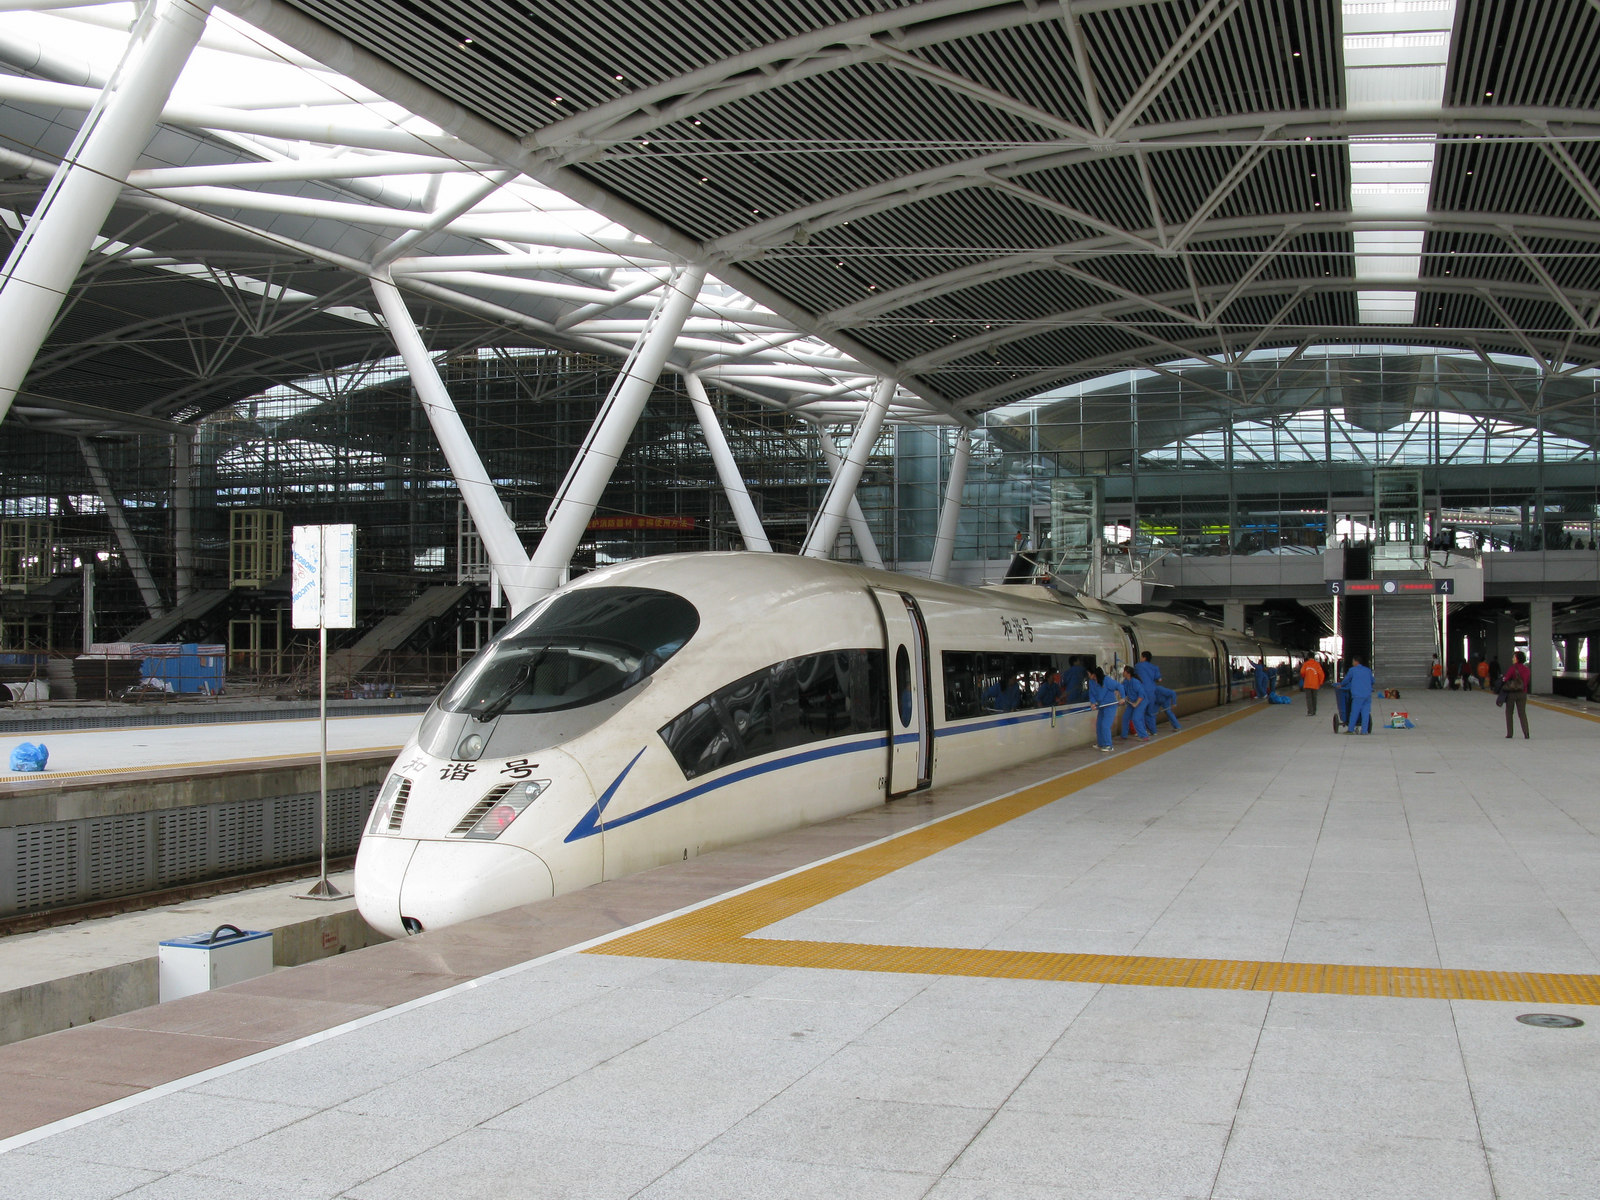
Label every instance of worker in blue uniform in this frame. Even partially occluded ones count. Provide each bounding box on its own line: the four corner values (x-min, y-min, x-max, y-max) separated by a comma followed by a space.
1120, 665, 1153, 740
1063, 655, 1088, 702
1087, 666, 1121, 751
1134, 651, 1172, 733
1151, 682, 1182, 731
981, 673, 1022, 713
1134, 651, 1162, 692
1343, 653, 1374, 734
1252, 658, 1272, 699
1036, 669, 1065, 708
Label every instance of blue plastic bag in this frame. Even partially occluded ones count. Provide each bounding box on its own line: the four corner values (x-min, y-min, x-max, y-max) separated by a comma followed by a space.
8, 741, 47, 772
1267, 692, 1293, 705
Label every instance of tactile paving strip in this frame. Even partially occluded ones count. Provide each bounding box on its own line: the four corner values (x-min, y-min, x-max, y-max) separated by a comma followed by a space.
588, 702, 1600, 1004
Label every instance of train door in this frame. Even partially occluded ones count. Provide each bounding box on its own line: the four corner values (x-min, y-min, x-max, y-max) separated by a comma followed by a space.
871, 589, 933, 796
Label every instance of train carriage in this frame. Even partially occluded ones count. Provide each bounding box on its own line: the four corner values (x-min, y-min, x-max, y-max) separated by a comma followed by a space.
355, 552, 1289, 938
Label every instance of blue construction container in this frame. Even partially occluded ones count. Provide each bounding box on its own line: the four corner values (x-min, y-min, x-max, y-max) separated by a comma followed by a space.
139, 644, 226, 694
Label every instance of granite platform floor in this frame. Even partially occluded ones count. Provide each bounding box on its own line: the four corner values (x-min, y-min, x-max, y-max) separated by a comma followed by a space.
2, 690, 1599, 1199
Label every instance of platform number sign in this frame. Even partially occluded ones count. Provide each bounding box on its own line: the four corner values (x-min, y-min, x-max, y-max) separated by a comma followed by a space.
292, 524, 356, 629
1326, 579, 1343, 595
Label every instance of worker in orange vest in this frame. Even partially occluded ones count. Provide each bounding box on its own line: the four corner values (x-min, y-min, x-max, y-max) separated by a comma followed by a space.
1299, 655, 1326, 716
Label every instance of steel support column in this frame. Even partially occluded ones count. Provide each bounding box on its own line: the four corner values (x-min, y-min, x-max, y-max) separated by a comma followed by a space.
172, 432, 193, 603
524, 264, 707, 599
801, 377, 895, 561
78, 437, 164, 618
0, 0, 211, 427
371, 276, 537, 612
815, 423, 884, 569
1529, 597, 1555, 695
929, 430, 972, 581
684, 373, 770, 552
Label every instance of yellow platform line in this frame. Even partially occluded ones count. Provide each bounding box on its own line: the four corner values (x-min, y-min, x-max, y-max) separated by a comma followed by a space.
586, 700, 1600, 1005
1531, 697, 1600, 725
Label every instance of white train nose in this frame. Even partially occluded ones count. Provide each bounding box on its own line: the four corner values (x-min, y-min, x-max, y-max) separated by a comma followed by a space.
354, 836, 415, 939
372, 839, 555, 936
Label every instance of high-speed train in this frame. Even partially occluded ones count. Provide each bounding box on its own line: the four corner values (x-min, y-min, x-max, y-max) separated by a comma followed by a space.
355, 552, 1291, 937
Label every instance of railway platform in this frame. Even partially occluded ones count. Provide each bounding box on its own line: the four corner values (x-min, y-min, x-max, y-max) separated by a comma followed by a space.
3, 690, 1600, 1198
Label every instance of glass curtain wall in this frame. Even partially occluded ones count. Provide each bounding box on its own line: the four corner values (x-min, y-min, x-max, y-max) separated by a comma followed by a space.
873, 346, 1600, 566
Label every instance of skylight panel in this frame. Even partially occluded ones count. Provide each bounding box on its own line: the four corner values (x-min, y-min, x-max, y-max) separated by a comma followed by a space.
1343, 1, 1457, 324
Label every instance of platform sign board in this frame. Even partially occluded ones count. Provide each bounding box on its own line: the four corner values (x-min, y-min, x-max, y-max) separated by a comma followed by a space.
291, 523, 356, 903
291, 524, 356, 629
1325, 578, 1452, 595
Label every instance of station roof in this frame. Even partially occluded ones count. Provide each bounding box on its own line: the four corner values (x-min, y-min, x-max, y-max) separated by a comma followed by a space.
5, 0, 1600, 435
251, 0, 1600, 415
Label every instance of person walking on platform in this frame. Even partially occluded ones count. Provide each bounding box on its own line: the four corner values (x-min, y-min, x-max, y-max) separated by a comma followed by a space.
1477, 658, 1490, 691
1429, 654, 1442, 689
1120, 665, 1152, 740
1344, 654, 1374, 733
1499, 650, 1531, 739
1087, 667, 1121, 752
1299, 655, 1325, 716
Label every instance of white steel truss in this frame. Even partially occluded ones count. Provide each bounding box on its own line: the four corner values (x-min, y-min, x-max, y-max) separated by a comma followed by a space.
0, 2, 939, 443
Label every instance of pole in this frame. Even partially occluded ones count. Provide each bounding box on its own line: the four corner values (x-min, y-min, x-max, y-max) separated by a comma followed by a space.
372, 277, 535, 611
1333, 593, 1341, 680
1441, 593, 1449, 688
929, 430, 972, 581
0, 0, 211, 427
524, 263, 706, 597
173, 433, 193, 603
79, 437, 165, 617
815, 423, 884, 569
81, 560, 94, 653
301, 526, 346, 900
684, 373, 770, 552
319, 621, 329, 887
801, 377, 896, 559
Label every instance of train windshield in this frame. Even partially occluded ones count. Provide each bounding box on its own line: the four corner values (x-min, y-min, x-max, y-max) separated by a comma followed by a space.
439, 586, 699, 720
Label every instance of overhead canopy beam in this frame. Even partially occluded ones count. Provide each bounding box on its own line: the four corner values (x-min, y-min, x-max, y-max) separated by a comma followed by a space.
0, 0, 211, 428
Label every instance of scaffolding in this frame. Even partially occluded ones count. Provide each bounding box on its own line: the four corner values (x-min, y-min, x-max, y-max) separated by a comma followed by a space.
229, 509, 284, 588
0, 519, 55, 592
228, 607, 285, 675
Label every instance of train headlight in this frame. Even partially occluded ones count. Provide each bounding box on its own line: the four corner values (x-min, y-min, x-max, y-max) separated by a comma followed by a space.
366, 774, 408, 835
455, 733, 485, 760
456, 779, 550, 840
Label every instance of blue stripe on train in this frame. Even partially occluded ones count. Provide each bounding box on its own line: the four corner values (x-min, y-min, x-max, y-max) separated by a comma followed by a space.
570, 693, 1181, 843
566, 734, 890, 842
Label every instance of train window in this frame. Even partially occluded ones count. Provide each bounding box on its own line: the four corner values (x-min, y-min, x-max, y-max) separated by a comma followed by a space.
438, 586, 699, 719
942, 651, 981, 719
660, 649, 885, 780
894, 646, 912, 726
1057, 655, 1094, 702
942, 650, 1094, 718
